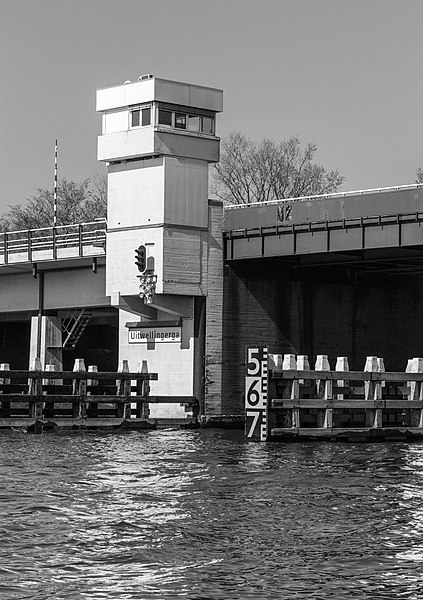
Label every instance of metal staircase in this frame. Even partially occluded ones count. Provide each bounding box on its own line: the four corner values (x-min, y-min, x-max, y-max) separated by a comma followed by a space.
62, 309, 92, 348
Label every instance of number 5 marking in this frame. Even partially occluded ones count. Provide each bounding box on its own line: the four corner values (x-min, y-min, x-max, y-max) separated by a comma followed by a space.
247, 348, 260, 376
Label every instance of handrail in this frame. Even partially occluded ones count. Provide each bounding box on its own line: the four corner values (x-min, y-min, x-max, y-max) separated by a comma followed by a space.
0, 220, 107, 264
0, 219, 107, 237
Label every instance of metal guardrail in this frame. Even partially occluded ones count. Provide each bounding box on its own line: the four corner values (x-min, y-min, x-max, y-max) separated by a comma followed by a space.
0, 220, 107, 264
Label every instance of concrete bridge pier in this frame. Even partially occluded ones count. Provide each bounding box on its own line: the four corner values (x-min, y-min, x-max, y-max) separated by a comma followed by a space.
29, 315, 63, 370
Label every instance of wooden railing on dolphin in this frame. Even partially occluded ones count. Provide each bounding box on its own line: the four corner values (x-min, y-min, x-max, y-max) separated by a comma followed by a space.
0, 358, 199, 431
245, 347, 423, 442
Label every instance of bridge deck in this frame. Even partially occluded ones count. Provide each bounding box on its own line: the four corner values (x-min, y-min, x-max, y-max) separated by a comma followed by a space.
224, 185, 423, 269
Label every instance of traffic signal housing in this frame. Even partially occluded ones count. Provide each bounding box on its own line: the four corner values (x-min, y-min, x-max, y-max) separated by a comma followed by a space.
135, 245, 146, 273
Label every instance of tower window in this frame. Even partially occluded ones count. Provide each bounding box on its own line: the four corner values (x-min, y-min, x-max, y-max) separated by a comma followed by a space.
130, 105, 151, 128
188, 115, 200, 132
141, 107, 151, 126
131, 110, 140, 127
175, 114, 186, 129
158, 109, 173, 127
201, 116, 214, 135
156, 103, 216, 135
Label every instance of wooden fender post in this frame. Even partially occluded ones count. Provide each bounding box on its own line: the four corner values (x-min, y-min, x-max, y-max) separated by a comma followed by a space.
268, 353, 282, 370
315, 355, 332, 428
297, 354, 310, 386
335, 357, 349, 400
364, 356, 382, 428
409, 357, 423, 427
72, 359, 87, 419
43, 364, 57, 418
136, 361, 150, 419
0, 363, 10, 418
245, 347, 268, 441
116, 360, 131, 419
28, 357, 43, 419
283, 354, 299, 428
377, 358, 386, 388
87, 365, 98, 417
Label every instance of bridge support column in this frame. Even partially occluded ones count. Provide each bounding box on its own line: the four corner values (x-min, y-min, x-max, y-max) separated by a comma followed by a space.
204, 200, 225, 417
29, 316, 63, 370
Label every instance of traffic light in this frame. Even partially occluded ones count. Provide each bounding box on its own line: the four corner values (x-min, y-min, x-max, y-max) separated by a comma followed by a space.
135, 245, 146, 272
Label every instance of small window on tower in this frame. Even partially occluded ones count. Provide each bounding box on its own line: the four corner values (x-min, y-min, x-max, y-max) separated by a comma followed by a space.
175, 114, 186, 129
131, 109, 140, 127
141, 107, 151, 126
201, 116, 215, 135
188, 115, 200, 132
158, 109, 173, 127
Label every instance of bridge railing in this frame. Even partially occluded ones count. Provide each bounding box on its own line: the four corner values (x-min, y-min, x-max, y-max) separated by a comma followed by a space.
245, 347, 423, 443
0, 220, 107, 264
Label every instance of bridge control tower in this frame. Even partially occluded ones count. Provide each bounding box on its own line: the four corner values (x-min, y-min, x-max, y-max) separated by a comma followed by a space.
97, 75, 224, 416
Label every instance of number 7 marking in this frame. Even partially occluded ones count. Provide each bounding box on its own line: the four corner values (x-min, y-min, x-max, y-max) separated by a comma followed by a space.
246, 411, 261, 438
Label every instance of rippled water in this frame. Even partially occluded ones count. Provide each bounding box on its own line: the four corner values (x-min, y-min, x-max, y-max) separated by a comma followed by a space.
1, 430, 423, 599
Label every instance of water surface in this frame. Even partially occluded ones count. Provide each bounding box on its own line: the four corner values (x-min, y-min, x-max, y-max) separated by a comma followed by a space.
1, 429, 423, 599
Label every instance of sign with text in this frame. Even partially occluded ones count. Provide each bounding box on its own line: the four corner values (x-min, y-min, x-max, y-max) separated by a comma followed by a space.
245, 347, 268, 442
128, 327, 181, 344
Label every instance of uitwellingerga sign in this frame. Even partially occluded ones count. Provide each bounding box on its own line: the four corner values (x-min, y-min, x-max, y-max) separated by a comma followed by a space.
128, 327, 181, 344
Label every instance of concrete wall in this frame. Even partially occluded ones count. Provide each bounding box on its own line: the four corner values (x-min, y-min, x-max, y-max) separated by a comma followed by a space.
118, 308, 194, 419
106, 157, 209, 298
204, 201, 225, 416
108, 158, 165, 228
222, 260, 423, 414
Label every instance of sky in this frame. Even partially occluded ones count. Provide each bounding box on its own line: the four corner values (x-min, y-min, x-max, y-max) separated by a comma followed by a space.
1, 0, 422, 214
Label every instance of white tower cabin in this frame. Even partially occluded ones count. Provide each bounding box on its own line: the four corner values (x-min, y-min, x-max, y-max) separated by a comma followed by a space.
97, 75, 223, 418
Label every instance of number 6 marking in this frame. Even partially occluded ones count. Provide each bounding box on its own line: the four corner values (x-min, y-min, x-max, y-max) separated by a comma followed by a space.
246, 378, 260, 407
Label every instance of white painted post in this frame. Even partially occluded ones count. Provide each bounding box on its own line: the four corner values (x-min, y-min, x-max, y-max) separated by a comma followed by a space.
117, 359, 131, 419
406, 357, 423, 401
364, 356, 379, 399
282, 354, 297, 370
364, 356, 382, 427
377, 357, 386, 388
138, 360, 150, 419
29, 357, 43, 419
315, 355, 331, 398
410, 358, 423, 427
407, 358, 423, 428
268, 353, 283, 370
315, 355, 332, 428
0, 363, 10, 386
87, 365, 98, 388
282, 354, 299, 426
43, 363, 56, 386
335, 357, 349, 400
297, 355, 310, 385
72, 358, 87, 419
43, 364, 56, 418
0, 363, 11, 418
87, 365, 99, 418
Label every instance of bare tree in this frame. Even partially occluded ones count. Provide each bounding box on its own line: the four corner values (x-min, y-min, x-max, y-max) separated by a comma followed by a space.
211, 132, 344, 205
416, 168, 423, 184
1, 176, 107, 231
